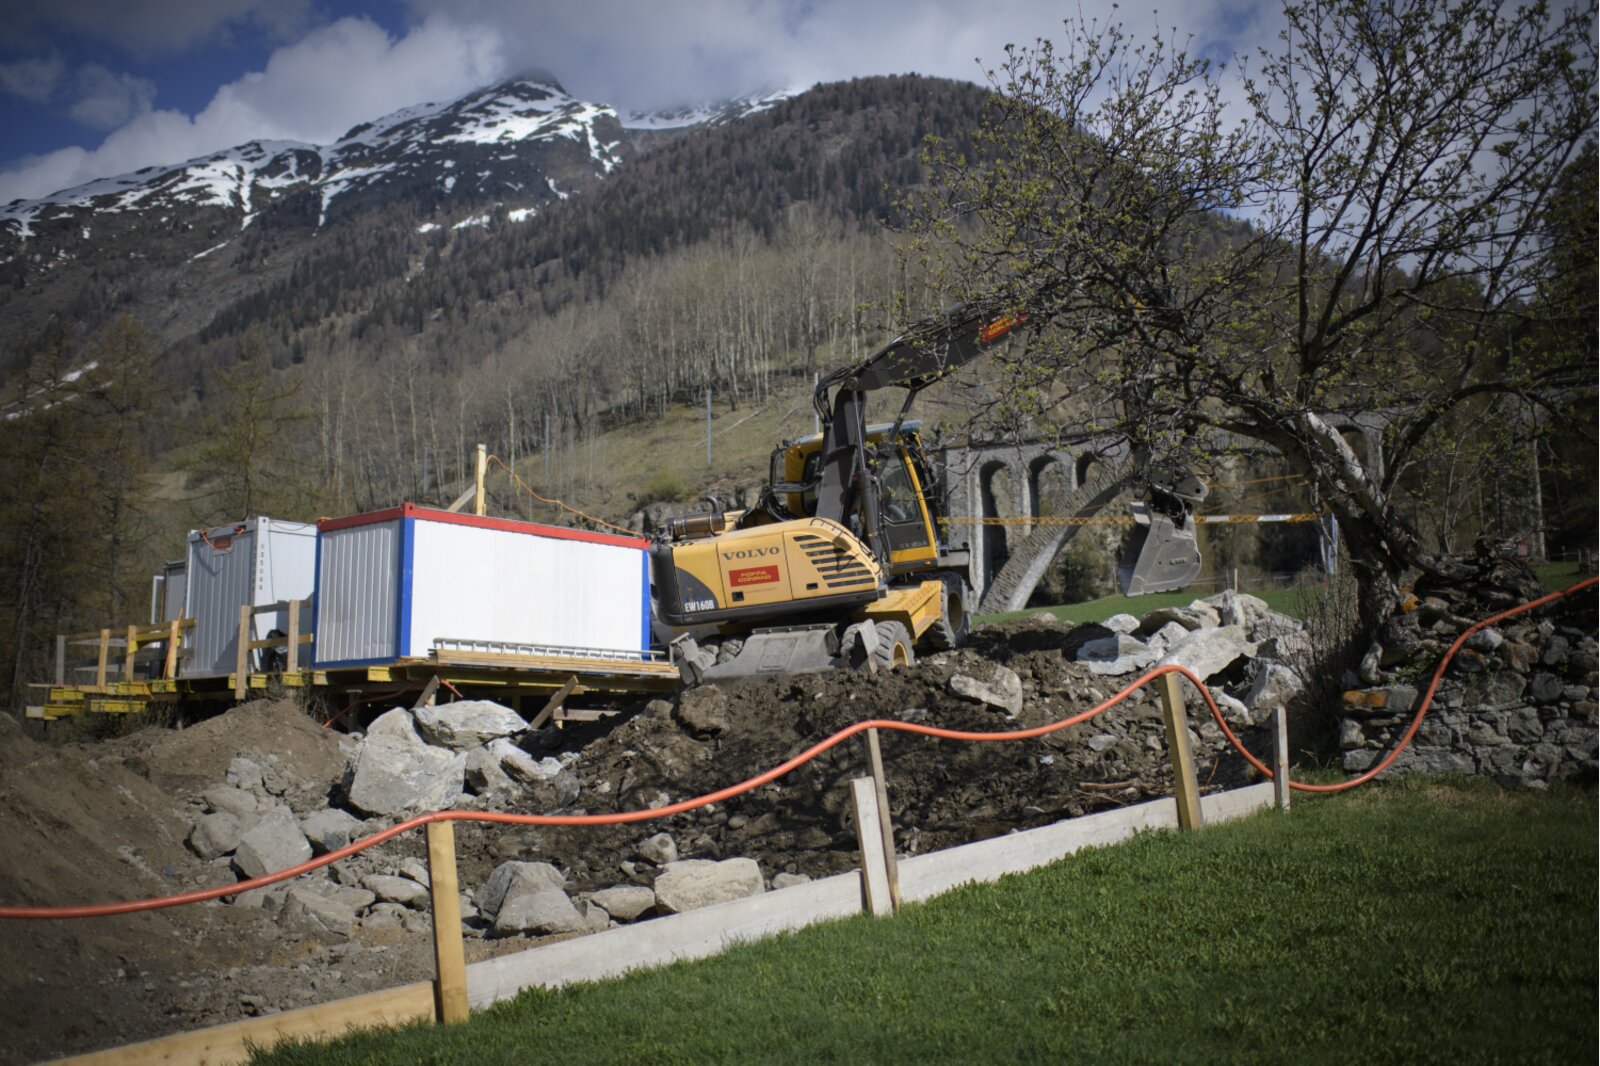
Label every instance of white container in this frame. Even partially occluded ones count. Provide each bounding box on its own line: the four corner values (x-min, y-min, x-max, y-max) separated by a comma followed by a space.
313, 504, 650, 668
184, 518, 317, 678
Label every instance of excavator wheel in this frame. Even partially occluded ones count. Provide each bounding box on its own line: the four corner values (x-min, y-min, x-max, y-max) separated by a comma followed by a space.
873, 621, 915, 671
922, 574, 971, 651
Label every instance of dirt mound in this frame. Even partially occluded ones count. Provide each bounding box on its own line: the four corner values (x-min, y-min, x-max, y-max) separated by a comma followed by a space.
449, 618, 1242, 896
0, 624, 1263, 1062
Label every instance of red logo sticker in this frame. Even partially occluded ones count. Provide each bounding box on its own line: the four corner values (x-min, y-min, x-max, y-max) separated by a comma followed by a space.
730, 565, 779, 587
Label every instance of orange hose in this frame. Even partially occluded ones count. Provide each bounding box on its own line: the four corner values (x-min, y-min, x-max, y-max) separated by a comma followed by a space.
3, 577, 1590, 920
1209, 576, 1598, 793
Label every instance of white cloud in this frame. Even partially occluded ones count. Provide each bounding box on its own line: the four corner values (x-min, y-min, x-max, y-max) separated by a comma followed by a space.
67, 64, 158, 130
0, 14, 510, 202
0, 52, 65, 103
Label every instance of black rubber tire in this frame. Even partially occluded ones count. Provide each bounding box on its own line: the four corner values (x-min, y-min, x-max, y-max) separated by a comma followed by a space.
873, 620, 915, 671
923, 574, 971, 651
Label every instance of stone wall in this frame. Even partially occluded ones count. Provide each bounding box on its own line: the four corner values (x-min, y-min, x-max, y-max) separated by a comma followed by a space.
1339, 603, 1598, 788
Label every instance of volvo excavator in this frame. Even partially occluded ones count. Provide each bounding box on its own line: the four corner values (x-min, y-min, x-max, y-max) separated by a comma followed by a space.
650, 284, 1207, 683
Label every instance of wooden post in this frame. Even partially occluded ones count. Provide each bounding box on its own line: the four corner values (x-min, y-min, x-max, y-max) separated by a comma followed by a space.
1157, 671, 1203, 831
865, 728, 900, 911
412, 675, 441, 710
123, 624, 138, 681
55, 635, 65, 686
474, 443, 487, 518
164, 619, 181, 679
425, 821, 470, 1024
235, 605, 251, 701
527, 675, 578, 731
286, 599, 301, 674
95, 629, 110, 691
849, 777, 894, 917
1272, 706, 1291, 812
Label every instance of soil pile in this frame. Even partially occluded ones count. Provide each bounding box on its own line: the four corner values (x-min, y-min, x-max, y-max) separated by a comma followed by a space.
0, 614, 1275, 1063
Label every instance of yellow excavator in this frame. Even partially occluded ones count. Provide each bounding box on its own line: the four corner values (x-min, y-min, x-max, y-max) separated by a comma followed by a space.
650, 284, 1206, 683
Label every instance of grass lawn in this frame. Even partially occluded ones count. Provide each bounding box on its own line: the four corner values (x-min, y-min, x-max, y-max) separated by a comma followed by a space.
254, 780, 1596, 1065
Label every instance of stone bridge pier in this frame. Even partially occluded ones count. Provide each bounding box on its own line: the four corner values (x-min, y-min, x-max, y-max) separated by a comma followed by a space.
933, 439, 1132, 613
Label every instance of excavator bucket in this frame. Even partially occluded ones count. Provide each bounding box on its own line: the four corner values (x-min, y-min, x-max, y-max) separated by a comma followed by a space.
1118, 502, 1204, 595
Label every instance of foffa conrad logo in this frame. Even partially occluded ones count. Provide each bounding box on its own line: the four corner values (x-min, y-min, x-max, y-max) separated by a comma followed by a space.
721, 547, 779, 560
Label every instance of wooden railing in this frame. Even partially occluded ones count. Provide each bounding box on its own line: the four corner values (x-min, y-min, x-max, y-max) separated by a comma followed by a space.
234, 599, 313, 700
56, 618, 195, 690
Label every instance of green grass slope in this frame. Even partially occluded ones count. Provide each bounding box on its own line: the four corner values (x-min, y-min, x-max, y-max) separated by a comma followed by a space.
255, 780, 1596, 1065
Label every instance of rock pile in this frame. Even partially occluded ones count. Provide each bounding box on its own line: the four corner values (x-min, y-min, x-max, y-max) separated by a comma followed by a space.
1057, 589, 1309, 729
179, 699, 779, 941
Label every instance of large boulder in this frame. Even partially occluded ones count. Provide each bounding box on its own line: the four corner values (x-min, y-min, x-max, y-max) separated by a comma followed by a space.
299, 808, 362, 854
1139, 604, 1219, 634
1158, 625, 1256, 681
189, 812, 245, 860
653, 857, 765, 914
346, 734, 466, 817
414, 700, 527, 749
478, 860, 566, 920
1075, 634, 1160, 677
278, 882, 374, 938
201, 786, 260, 820
233, 806, 313, 879
493, 883, 587, 937
948, 665, 1024, 717
589, 885, 656, 922
1243, 662, 1303, 719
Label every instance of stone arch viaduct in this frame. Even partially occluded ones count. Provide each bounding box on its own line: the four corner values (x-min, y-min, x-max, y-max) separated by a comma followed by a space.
931, 415, 1381, 614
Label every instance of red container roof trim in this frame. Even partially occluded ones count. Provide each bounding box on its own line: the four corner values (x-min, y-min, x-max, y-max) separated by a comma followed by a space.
316, 503, 649, 550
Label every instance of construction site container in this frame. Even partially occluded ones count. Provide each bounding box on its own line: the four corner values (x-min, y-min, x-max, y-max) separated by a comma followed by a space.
313, 505, 650, 668
184, 518, 318, 678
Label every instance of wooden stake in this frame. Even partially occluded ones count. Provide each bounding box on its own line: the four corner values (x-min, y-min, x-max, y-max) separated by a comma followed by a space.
425, 821, 470, 1024
286, 599, 301, 674
164, 619, 180, 679
55, 634, 65, 686
413, 675, 441, 710
235, 605, 250, 701
474, 443, 487, 518
849, 777, 894, 917
1272, 706, 1291, 812
1157, 671, 1203, 831
95, 629, 110, 691
527, 675, 578, 731
865, 728, 900, 911
123, 624, 138, 681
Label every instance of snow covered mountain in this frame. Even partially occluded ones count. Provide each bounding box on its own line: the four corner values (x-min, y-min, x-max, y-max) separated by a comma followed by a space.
0, 76, 792, 248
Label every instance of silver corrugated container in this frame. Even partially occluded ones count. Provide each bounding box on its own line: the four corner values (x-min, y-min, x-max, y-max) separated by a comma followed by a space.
313, 504, 650, 667
183, 517, 317, 678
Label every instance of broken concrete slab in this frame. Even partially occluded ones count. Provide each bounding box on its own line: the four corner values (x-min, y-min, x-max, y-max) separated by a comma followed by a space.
653, 857, 766, 914
414, 700, 527, 750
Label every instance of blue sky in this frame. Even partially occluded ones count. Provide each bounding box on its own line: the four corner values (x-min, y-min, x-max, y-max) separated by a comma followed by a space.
0, 1, 1275, 204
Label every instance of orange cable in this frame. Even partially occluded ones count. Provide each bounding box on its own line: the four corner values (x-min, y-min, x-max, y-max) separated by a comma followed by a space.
3, 578, 1591, 919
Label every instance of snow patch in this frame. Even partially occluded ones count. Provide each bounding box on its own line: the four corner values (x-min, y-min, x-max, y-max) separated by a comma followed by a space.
192, 242, 229, 260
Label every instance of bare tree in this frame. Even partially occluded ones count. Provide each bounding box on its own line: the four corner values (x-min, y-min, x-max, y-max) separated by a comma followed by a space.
904, 0, 1597, 633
